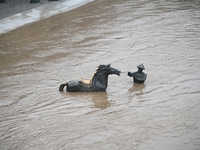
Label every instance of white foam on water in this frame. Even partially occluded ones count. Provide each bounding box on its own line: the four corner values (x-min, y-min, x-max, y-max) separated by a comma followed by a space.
0, 0, 94, 34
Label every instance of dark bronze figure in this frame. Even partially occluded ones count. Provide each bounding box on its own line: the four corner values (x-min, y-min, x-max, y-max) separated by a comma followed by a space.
30, 0, 40, 3
127, 64, 147, 83
0, 0, 5, 3
59, 64, 121, 92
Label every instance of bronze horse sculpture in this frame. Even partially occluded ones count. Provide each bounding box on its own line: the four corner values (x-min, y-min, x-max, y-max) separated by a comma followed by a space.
59, 64, 121, 92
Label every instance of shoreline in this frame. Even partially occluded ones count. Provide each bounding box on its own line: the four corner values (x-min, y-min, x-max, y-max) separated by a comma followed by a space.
0, 0, 94, 34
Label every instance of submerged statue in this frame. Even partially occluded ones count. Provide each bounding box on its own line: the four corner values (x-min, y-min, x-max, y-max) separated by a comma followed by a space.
127, 63, 147, 83
59, 64, 121, 92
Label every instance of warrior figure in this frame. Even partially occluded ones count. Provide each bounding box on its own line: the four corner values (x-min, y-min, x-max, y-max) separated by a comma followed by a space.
127, 64, 147, 83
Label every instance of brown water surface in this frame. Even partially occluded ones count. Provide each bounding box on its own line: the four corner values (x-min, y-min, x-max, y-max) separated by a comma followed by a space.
0, 0, 200, 149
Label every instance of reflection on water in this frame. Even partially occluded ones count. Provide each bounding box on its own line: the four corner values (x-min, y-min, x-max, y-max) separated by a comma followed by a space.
91, 92, 110, 110
127, 83, 146, 103
128, 83, 146, 96
64, 92, 110, 110
0, 0, 200, 149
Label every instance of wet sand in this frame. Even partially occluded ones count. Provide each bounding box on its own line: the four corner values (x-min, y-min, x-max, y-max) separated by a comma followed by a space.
0, 0, 200, 149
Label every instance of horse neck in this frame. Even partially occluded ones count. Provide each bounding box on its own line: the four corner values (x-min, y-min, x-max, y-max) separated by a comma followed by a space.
92, 72, 109, 87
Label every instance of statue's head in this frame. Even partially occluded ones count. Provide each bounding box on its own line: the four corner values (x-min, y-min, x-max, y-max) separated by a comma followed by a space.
137, 64, 145, 70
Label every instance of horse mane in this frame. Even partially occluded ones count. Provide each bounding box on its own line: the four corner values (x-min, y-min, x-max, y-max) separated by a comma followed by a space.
91, 64, 109, 81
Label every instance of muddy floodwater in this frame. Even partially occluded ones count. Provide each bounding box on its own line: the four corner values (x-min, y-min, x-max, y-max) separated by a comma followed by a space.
0, 0, 200, 149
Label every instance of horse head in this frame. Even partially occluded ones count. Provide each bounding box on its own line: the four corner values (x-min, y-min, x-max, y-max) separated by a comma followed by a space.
96, 64, 121, 76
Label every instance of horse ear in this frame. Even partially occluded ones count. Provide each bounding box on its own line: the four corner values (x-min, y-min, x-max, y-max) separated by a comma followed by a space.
108, 63, 111, 67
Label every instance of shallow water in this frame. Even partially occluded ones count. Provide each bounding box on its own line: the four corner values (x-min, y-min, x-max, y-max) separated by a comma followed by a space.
0, 0, 200, 149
